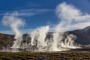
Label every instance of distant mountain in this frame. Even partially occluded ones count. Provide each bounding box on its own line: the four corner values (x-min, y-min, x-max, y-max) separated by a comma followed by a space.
69, 26, 90, 45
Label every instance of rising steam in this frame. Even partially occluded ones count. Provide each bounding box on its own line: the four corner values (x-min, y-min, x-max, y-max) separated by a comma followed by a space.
29, 26, 49, 51
56, 2, 90, 32
2, 12, 25, 50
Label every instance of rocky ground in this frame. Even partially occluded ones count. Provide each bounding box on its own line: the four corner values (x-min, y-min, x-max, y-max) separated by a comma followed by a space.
0, 51, 90, 60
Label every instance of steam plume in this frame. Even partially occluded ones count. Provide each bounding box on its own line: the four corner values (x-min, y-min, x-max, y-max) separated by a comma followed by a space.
56, 2, 90, 32
29, 26, 49, 51
2, 12, 25, 49
51, 2, 87, 51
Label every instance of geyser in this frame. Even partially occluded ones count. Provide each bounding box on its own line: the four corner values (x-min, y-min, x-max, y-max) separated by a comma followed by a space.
28, 26, 49, 51
2, 12, 25, 52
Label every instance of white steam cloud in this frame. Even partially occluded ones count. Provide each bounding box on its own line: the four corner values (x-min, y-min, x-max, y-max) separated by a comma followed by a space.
29, 26, 49, 51
56, 2, 90, 32
2, 12, 25, 49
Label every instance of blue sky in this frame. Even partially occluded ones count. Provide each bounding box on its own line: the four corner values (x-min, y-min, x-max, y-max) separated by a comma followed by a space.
0, 0, 90, 34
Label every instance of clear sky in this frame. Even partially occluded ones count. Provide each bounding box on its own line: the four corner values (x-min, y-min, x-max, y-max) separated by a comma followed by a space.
0, 0, 90, 34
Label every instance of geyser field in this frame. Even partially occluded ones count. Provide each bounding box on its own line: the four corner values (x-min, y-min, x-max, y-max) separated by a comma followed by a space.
0, 2, 90, 60
1, 2, 90, 52
1, 2, 83, 52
